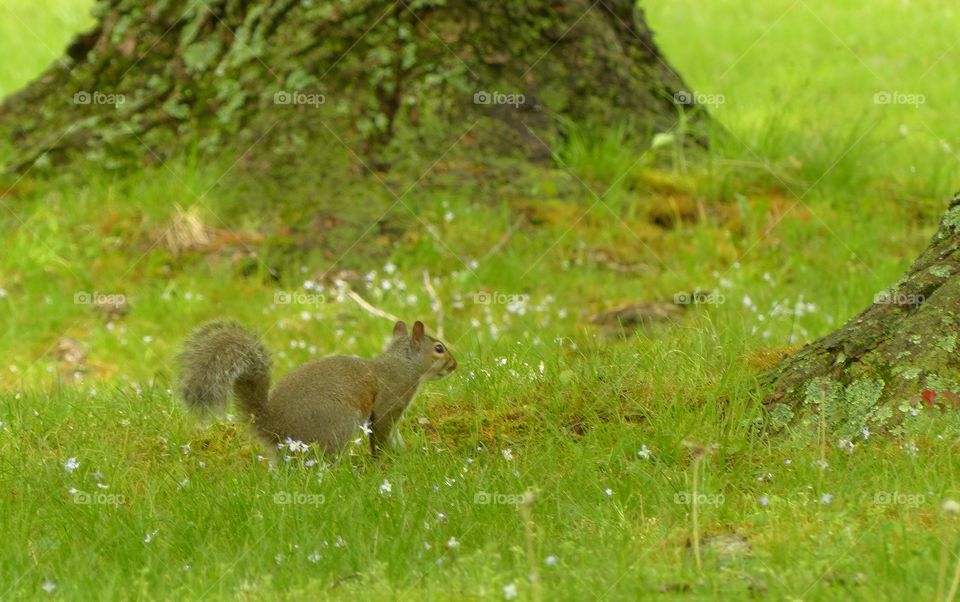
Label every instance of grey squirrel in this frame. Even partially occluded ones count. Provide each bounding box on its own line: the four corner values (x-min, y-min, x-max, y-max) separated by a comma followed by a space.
177, 319, 456, 456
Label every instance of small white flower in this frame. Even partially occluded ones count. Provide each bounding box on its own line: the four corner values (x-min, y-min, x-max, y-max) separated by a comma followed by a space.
501, 449, 514, 461
503, 582, 518, 599
637, 445, 652, 459
759, 495, 769, 507
545, 555, 558, 566
307, 551, 322, 563
359, 421, 373, 436
64, 457, 80, 473
862, 427, 871, 440
379, 480, 392, 495
820, 493, 833, 504
281, 438, 309, 453
144, 529, 159, 544
447, 537, 459, 549
41, 581, 56, 594
604, 488, 613, 496
181, 443, 191, 455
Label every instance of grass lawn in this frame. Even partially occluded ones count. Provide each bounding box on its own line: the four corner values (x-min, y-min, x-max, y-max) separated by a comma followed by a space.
1, 0, 959, 599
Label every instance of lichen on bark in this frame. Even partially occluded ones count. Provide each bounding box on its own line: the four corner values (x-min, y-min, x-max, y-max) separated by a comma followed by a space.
762, 199, 960, 433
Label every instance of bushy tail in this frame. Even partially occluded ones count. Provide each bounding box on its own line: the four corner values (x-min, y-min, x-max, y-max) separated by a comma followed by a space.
178, 320, 272, 419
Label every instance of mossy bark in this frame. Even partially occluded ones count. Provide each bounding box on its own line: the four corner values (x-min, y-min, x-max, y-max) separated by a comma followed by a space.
762, 199, 960, 431
0, 0, 703, 174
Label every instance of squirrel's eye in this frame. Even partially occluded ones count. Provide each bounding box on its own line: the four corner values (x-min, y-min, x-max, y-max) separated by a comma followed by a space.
434, 343, 445, 354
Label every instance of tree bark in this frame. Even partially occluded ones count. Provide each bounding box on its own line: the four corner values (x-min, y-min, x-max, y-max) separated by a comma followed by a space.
762, 199, 960, 435
0, 0, 703, 175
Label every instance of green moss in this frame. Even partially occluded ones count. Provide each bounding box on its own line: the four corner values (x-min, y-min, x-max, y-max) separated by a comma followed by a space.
929, 265, 952, 278
925, 373, 960, 393
183, 39, 222, 72
896, 366, 923, 380
943, 206, 960, 230
937, 333, 957, 353
802, 376, 886, 438
767, 403, 795, 430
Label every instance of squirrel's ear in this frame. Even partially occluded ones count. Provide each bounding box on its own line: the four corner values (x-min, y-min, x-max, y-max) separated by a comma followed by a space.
393, 321, 408, 338
411, 321, 425, 344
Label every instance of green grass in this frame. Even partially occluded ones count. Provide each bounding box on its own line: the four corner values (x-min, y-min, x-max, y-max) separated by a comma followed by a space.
0, 0, 94, 98
3, 0, 960, 599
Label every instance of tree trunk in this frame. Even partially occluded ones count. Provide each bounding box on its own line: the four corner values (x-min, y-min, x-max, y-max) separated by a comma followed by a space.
762, 199, 960, 436
0, 0, 703, 175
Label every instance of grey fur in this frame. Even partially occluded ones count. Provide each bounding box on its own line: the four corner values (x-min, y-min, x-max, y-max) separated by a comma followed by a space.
178, 320, 272, 419
177, 319, 456, 456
